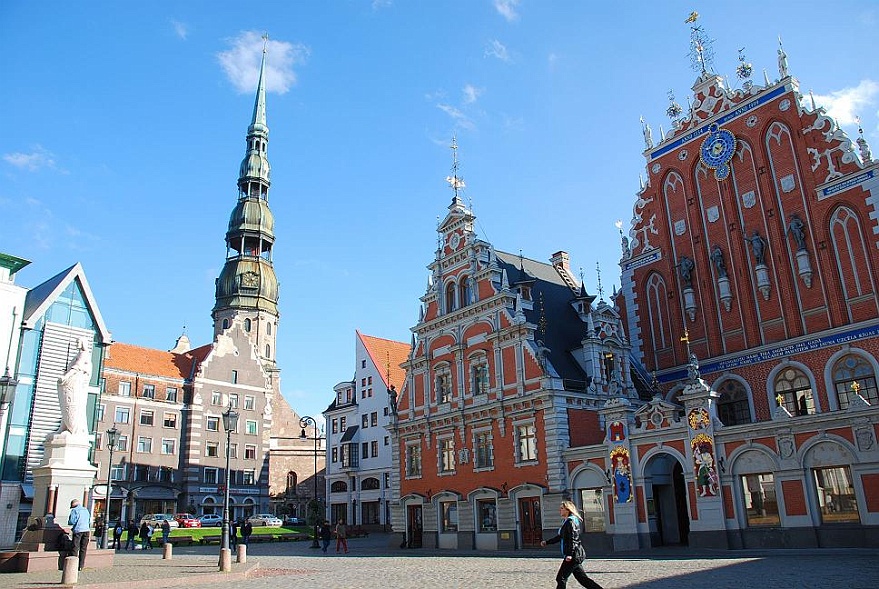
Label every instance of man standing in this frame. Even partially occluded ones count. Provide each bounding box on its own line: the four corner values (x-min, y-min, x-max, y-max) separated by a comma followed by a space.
67, 499, 91, 571
241, 520, 252, 546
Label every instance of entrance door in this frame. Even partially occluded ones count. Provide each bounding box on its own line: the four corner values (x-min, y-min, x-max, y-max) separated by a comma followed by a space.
519, 497, 542, 547
647, 455, 690, 547
406, 504, 423, 548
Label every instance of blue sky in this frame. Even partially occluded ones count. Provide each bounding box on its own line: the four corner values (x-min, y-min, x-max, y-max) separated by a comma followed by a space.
2, 1, 877, 426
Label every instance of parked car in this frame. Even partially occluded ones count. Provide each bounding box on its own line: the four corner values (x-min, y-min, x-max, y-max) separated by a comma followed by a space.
283, 516, 304, 526
198, 514, 223, 527
247, 513, 283, 527
174, 513, 202, 528
139, 514, 180, 528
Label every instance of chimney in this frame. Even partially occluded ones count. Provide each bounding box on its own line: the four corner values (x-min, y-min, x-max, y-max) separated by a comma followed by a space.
550, 251, 570, 273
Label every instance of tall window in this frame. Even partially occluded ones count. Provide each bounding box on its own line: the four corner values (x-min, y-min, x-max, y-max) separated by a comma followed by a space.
814, 466, 860, 523
115, 407, 130, 424
579, 488, 606, 532
211, 391, 222, 406
437, 373, 451, 404
116, 435, 129, 452
286, 471, 297, 492
246, 420, 258, 435
472, 363, 488, 395
832, 355, 878, 409
740, 473, 780, 526
445, 282, 456, 312
717, 379, 752, 425
161, 439, 176, 455
204, 467, 218, 484
440, 438, 455, 473
229, 393, 239, 408
477, 500, 497, 532
244, 396, 255, 410
474, 432, 493, 469
97, 404, 105, 421
774, 368, 815, 416
517, 424, 538, 462
406, 443, 422, 477
441, 501, 458, 533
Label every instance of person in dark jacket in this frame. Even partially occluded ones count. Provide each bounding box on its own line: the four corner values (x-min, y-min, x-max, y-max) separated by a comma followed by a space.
241, 521, 252, 545
319, 520, 332, 553
111, 521, 123, 549
229, 520, 238, 549
125, 521, 138, 550
541, 501, 603, 589
139, 522, 153, 550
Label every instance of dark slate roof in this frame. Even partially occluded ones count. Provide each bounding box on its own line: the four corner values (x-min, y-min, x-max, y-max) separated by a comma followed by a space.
495, 251, 590, 385
22, 264, 77, 325
340, 425, 359, 442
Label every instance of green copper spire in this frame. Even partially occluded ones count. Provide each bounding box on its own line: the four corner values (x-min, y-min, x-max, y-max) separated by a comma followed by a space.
238, 34, 271, 196
249, 35, 268, 137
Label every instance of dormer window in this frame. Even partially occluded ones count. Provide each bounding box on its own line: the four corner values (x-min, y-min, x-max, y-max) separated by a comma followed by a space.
519, 286, 531, 301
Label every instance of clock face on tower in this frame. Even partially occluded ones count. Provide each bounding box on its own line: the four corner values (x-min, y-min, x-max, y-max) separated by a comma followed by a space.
699, 123, 736, 180
241, 271, 259, 288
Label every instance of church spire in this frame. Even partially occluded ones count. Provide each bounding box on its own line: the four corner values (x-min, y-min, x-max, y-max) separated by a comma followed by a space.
249, 34, 269, 137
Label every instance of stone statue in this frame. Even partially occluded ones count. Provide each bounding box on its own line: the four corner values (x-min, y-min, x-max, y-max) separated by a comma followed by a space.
777, 45, 789, 78
788, 214, 806, 251
642, 120, 653, 150
55, 337, 91, 438
679, 256, 695, 287
710, 246, 728, 278
745, 230, 766, 265
687, 352, 701, 382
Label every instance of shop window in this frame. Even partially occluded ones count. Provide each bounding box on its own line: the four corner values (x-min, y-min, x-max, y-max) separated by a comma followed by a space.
477, 500, 497, 532
832, 354, 878, 409
813, 466, 860, 524
740, 473, 780, 526
579, 488, 606, 532
717, 379, 752, 425
773, 368, 815, 416
441, 501, 458, 533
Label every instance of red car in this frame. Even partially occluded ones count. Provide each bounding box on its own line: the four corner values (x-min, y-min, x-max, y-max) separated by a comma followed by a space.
175, 513, 202, 528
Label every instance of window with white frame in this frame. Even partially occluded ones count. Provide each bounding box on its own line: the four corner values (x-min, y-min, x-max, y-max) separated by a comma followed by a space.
166, 387, 178, 402
110, 463, 126, 480
516, 423, 538, 462
832, 354, 879, 409
405, 442, 422, 477
474, 431, 493, 469
246, 420, 257, 435
470, 356, 489, 395
229, 442, 238, 459
161, 439, 176, 455
371, 411, 378, 427
118, 381, 131, 397
206, 416, 219, 431
211, 391, 222, 406
773, 367, 815, 416
115, 406, 130, 424
137, 437, 152, 453
142, 384, 155, 399
163, 412, 177, 428
244, 444, 257, 460
204, 467, 218, 484
439, 437, 455, 473
116, 435, 129, 452
436, 370, 452, 404
140, 410, 154, 426
97, 404, 105, 421
95, 432, 103, 450
206, 442, 218, 457
371, 440, 379, 457
243, 470, 256, 485
244, 396, 255, 410
229, 393, 239, 408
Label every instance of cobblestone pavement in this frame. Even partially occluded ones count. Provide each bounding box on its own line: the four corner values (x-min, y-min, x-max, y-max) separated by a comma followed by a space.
2, 534, 877, 589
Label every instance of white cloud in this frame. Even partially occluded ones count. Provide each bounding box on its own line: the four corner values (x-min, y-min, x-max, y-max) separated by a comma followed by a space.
493, 0, 520, 22
812, 79, 878, 126
372, 0, 393, 9
218, 31, 310, 94
436, 104, 474, 130
3, 146, 57, 171
171, 19, 188, 40
485, 39, 510, 62
462, 84, 482, 105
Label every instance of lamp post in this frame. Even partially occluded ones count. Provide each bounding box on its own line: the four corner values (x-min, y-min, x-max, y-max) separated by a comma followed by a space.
299, 416, 321, 549
220, 404, 239, 571
101, 426, 119, 549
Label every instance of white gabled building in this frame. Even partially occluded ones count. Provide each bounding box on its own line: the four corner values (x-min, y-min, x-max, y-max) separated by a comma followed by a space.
323, 331, 409, 530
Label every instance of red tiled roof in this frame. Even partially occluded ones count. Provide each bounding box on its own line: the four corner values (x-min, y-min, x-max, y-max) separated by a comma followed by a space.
358, 331, 410, 391
104, 342, 193, 380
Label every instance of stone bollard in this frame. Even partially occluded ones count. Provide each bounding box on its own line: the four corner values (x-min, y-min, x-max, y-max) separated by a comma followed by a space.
236, 544, 246, 564
61, 556, 79, 585
219, 547, 232, 572
163, 542, 173, 560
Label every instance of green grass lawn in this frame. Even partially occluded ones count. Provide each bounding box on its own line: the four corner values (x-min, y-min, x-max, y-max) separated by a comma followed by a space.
157, 525, 306, 541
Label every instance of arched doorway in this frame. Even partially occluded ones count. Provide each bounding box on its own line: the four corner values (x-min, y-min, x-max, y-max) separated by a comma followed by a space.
643, 453, 690, 546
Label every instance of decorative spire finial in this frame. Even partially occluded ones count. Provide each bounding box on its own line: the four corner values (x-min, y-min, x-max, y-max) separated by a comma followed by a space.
810, 89, 816, 110
262, 32, 269, 52
736, 47, 753, 90
687, 12, 714, 74
596, 261, 604, 301
640, 116, 653, 149
538, 292, 547, 341
445, 135, 466, 204
857, 115, 873, 163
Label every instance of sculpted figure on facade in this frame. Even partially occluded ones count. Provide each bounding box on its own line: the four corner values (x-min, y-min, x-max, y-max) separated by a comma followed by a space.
710, 245, 728, 278
788, 214, 807, 251
745, 230, 767, 265
679, 256, 695, 287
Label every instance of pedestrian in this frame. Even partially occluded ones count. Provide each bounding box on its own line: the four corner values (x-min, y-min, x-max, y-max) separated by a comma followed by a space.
125, 520, 138, 550
540, 500, 603, 589
230, 520, 238, 549
161, 519, 171, 545
241, 520, 252, 546
67, 499, 91, 571
139, 521, 153, 550
319, 520, 332, 553
93, 518, 105, 549
334, 519, 348, 554
111, 521, 123, 549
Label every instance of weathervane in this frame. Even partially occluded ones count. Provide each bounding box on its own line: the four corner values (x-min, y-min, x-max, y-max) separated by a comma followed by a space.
686, 11, 715, 74
666, 89, 683, 120
445, 135, 466, 201
596, 261, 604, 300
737, 47, 753, 90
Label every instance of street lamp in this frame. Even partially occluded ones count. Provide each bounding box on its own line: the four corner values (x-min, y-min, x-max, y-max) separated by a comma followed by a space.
101, 426, 119, 549
299, 415, 321, 549
220, 404, 239, 571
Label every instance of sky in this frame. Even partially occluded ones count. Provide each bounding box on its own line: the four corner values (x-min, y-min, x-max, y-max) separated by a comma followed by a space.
1, 1, 877, 427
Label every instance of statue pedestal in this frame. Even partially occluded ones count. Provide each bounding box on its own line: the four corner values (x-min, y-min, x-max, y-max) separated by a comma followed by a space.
31, 435, 97, 522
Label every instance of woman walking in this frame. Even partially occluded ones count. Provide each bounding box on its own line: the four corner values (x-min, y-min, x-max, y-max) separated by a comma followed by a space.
541, 501, 603, 589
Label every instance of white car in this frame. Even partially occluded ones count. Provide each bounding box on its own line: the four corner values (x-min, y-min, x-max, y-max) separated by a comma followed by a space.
247, 513, 282, 527
139, 513, 180, 528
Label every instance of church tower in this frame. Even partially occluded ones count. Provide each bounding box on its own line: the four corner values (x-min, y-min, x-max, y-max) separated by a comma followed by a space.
212, 41, 280, 371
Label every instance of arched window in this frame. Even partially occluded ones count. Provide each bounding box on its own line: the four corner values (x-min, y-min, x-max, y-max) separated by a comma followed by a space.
330, 480, 348, 493
445, 282, 457, 312
645, 273, 672, 354
717, 379, 752, 425
267, 322, 272, 335
459, 276, 471, 307
286, 471, 297, 492
832, 354, 878, 409
265, 344, 271, 358
774, 367, 815, 416
222, 318, 230, 329
361, 477, 380, 490
244, 318, 252, 332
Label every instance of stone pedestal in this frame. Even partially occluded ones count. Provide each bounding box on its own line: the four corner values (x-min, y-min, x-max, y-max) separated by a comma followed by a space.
30, 434, 97, 523
796, 249, 812, 288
